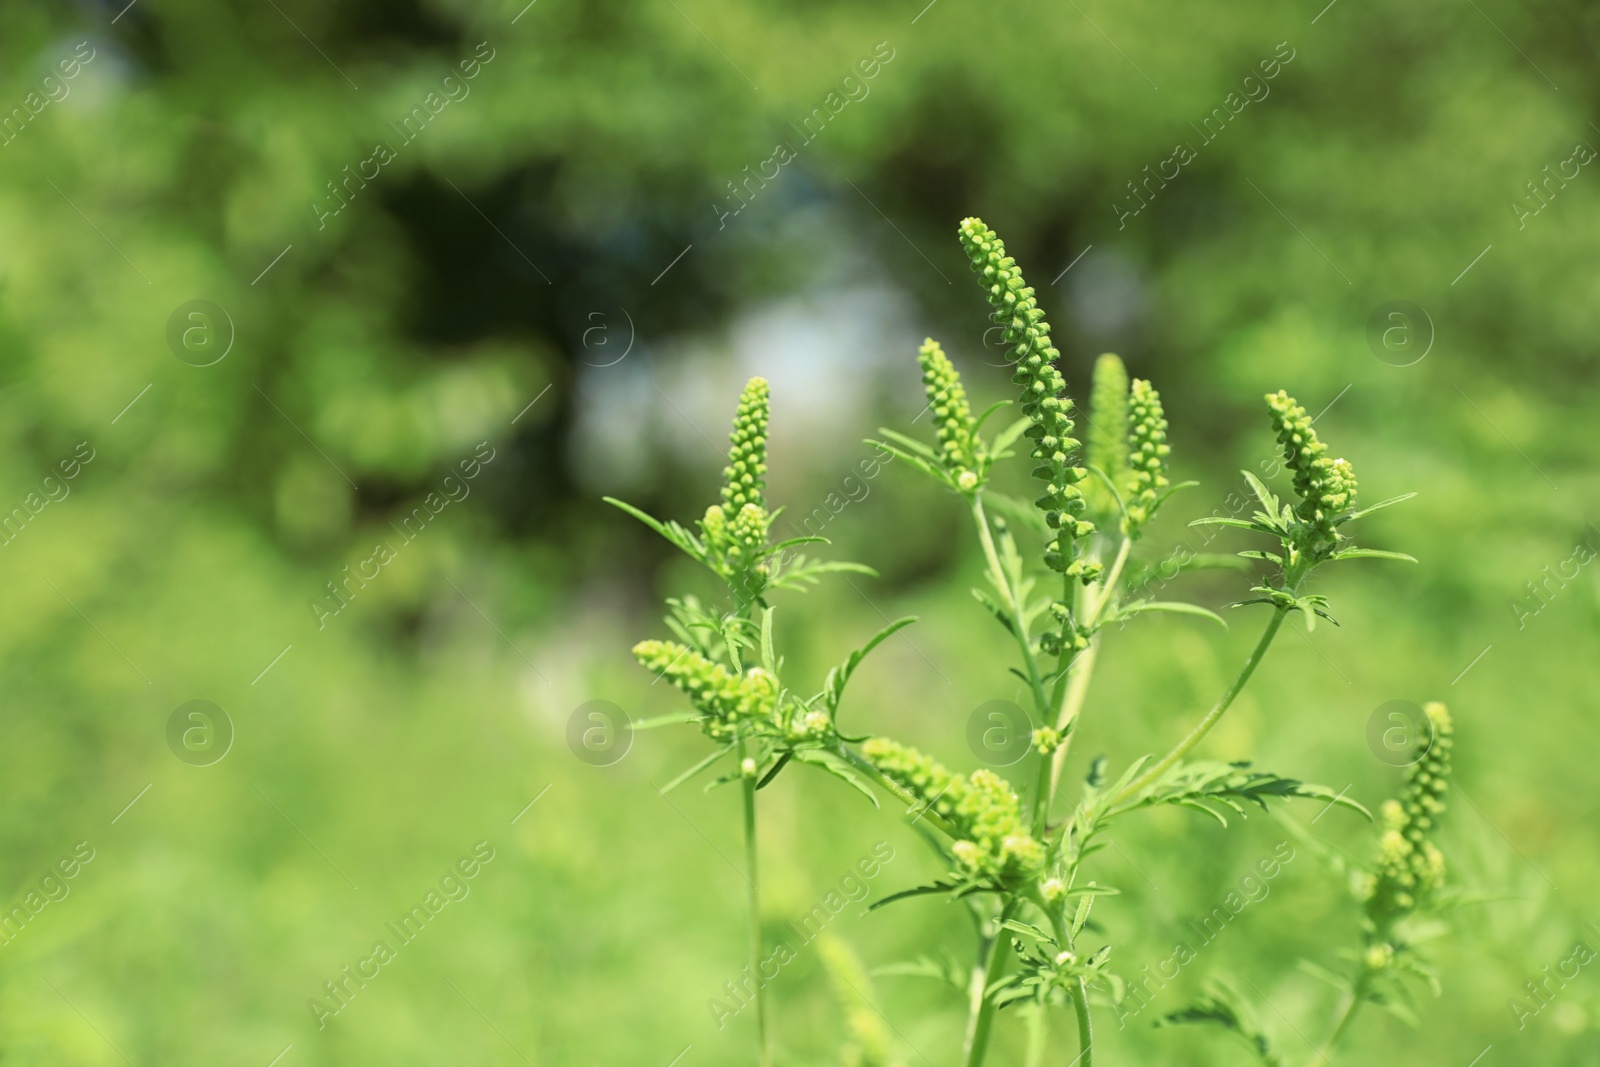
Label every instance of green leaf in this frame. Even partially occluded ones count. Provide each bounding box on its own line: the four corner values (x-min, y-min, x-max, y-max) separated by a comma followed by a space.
1240, 469, 1281, 517
1155, 977, 1282, 1066
822, 616, 917, 714
971, 587, 1016, 635
767, 535, 829, 554
866, 880, 958, 911
1117, 760, 1371, 822
631, 712, 701, 731
875, 427, 943, 462
756, 750, 792, 789
1297, 959, 1355, 993
1000, 919, 1056, 945
988, 415, 1033, 458
1345, 492, 1418, 521
1329, 548, 1418, 563
793, 748, 880, 807
872, 954, 967, 990
1110, 600, 1228, 630
770, 558, 879, 593
864, 437, 946, 485
658, 745, 733, 794
972, 399, 1014, 435
1190, 516, 1275, 534
604, 497, 705, 561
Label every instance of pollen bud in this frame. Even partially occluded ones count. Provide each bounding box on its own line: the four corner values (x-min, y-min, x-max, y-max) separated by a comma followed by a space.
741, 757, 757, 778
957, 469, 979, 491
1041, 877, 1066, 904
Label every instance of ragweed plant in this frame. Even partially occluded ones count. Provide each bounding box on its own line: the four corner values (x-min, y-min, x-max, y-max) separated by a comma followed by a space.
614, 217, 1448, 1067
1161, 703, 1457, 1065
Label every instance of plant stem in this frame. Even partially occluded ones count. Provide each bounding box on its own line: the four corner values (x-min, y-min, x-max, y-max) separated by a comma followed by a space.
1304, 975, 1367, 1067
1117, 603, 1290, 803
962, 901, 1017, 1067
738, 736, 771, 1067
971, 498, 1053, 721
1047, 535, 1130, 802
1040, 895, 1092, 1067
1071, 977, 1094, 1067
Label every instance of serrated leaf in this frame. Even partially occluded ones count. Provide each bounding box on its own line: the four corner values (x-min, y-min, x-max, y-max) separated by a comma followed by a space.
604, 497, 705, 561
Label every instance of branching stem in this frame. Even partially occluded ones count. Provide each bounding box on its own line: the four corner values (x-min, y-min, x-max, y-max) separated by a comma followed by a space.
1117, 602, 1291, 803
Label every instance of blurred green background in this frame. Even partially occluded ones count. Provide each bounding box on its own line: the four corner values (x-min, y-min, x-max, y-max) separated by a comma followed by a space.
0, 0, 1595, 1063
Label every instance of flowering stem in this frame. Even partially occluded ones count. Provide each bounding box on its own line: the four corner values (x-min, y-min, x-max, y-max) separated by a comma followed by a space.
962, 901, 1017, 1067
1047, 535, 1131, 804
1071, 977, 1094, 1067
1117, 602, 1291, 803
738, 734, 770, 1067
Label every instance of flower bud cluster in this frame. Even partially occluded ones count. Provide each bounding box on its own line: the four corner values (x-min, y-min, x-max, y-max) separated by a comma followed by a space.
957, 218, 1097, 587
721, 377, 770, 512
863, 737, 1044, 882
1123, 378, 1170, 537
632, 640, 778, 741
917, 338, 983, 486
1084, 353, 1129, 525
1364, 702, 1453, 927
1266, 389, 1358, 550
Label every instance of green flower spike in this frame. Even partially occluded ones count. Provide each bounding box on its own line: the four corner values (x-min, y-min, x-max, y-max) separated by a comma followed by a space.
1364, 701, 1452, 928
697, 378, 773, 599
957, 218, 1098, 586
722, 377, 770, 512
1123, 378, 1170, 537
1084, 353, 1130, 525
633, 639, 778, 742
1266, 390, 1358, 552
863, 737, 1044, 882
917, 338, 982, 487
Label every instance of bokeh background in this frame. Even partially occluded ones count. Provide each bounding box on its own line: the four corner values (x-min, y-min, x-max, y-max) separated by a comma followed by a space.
1, 0, 1596, 1063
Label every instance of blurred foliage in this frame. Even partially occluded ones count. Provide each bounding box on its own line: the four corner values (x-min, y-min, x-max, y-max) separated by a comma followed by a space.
0, 0, 1596, 1063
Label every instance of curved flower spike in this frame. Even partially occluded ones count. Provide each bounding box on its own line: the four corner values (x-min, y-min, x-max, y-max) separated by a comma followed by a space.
917, 338, 983, 485
864, 737, 1044, 883
1364, 701, 1452, 928
633, 639, 778, 741
957, 218, 1097, 585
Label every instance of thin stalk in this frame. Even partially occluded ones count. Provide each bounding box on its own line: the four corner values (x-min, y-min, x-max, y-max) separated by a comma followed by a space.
1304, 975, 1367, 1067
971, 497, 1053, 720
1047, 535, 1130, 801
1117, 604, 1290, 803
962, 901, 1018, 1067
738, 735, 770, 1067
